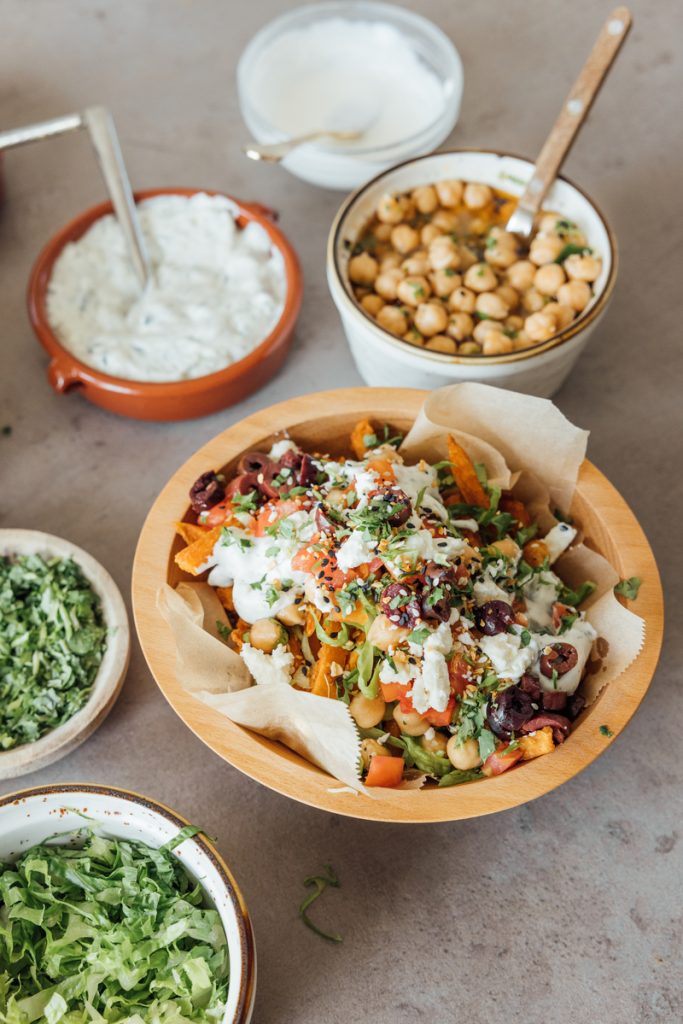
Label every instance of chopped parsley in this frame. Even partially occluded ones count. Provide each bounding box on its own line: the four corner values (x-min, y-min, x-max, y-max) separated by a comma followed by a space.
614, 577, 641, 600
0, 554, 107, 750
558, 580, 596, 608
599, 724, 614, 737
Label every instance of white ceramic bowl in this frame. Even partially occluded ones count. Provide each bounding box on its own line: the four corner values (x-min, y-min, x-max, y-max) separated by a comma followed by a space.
0, 784, 256, 1023
237, 1, 463, 191
327, 149, 618, 396
0, 529, 130, 780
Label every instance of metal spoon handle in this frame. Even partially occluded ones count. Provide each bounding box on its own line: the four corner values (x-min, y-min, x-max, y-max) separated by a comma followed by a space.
82, 106, 150, 287
243, 129, 361, 163
515, 7, 632, 220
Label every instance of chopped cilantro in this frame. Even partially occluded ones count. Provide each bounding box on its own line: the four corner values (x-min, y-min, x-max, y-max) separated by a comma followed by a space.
599, 725, 614, 737
1, 425, 12, 436
558, 580, 596, 607
407, 626, 431, 645
555, 242, 592, 263
216, 620, 231, 642
614, 577, 642, 600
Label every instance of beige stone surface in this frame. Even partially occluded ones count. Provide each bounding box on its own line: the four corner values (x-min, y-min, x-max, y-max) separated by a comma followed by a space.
0, 2, 681, 1021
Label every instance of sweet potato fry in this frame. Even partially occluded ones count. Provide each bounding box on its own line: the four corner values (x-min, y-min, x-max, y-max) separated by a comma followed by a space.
215, 586, 235, 612
309, 644, 347, 698
174, 526, 223, 575
350, 418, 376, 460
175, 521, 209, 545
447, 435, 489, 508
499, 495, 531, 528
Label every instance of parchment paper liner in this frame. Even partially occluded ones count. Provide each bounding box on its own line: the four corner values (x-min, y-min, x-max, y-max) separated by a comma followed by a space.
157, 382, 645, 793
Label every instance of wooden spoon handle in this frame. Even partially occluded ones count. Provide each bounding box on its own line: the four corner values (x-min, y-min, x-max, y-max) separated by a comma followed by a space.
517, 6, 632, 216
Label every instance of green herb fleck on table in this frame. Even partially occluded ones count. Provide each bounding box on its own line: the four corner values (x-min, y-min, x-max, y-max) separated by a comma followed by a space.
299, 864, 342, 943
1, 425, 11, 436
599, 724, 614, 737
0, 554, 107, 750
614, 576, 642, 600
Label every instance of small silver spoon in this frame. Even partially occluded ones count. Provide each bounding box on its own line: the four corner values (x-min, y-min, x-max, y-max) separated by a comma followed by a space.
243, 128, 365, 163
506, 6, 631, 238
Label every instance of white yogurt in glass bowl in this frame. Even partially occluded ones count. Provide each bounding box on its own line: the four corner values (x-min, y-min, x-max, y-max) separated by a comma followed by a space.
46, 192, 286, 383
237, 1, 463, 190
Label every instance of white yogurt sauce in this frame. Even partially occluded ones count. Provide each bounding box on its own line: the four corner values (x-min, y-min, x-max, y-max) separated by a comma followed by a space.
247, 18, 446, 150
46, 193, 286, 382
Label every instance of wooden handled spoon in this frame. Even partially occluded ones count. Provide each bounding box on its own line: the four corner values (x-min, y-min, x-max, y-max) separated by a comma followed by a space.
506, 6, 632, 237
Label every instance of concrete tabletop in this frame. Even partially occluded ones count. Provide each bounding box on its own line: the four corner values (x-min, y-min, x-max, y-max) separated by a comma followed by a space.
1, 2, 680, 1020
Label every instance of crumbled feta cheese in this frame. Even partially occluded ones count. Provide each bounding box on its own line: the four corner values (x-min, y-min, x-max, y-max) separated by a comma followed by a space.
544, 522, 577, 563
473, 574, 510, 605
269, 438, 298, 459
241, 643, 294, 686
521, 571, 563, 630
410, 622, 453, 713
479, 632, 538, 681
383, 530, 465, 575
336, 530, 378, 572
451, 518, 480, 532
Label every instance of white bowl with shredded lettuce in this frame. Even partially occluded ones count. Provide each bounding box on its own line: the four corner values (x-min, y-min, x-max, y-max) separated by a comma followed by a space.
0, 784, 256, 1023
0, 529, 131, 780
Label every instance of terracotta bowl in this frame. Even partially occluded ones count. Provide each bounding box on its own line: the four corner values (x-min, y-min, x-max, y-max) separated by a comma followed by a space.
132, 388, 663, 823
0, 784, 256, 1023
27, 188, 303, 421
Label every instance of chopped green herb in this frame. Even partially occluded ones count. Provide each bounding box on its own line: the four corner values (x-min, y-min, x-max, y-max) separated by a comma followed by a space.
516, 523, 539, 547
0, 554, 107, 750
407, 626, 431, 645
614, 577, 642, 600
216, 621, 231, 642
1, 425, 11, 436
558, 580, 596, 607
599, 724, 614, 737
299, 865, 342, 943
519, 629, 532, 648
555, 242, 592, 263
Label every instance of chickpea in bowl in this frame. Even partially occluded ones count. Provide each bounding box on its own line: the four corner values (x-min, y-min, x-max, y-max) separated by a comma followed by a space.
327, 150, 616, 398
347, 180, 602, 358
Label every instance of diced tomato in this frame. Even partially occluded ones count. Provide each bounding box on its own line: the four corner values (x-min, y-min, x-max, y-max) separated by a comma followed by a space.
380, 681, 413, 703
204, 501, 231, 527
482, 745, 524, 777
398, 692, 415, 713
552, 601, 574, 631
365, 755, 404, 788
424, 698, 455, 728
292, 545, 350, 591
499, 495, 531, 528
253, 499, 303, 537
448, 655, 475, 696
291, 547, 320, 573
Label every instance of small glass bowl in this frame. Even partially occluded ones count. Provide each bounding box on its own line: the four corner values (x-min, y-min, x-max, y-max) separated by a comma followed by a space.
237, 1, 464, 191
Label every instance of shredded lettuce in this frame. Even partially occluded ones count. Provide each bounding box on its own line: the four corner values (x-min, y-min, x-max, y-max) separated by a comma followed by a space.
0, 554, 107, 750
0, 829, 229, 1023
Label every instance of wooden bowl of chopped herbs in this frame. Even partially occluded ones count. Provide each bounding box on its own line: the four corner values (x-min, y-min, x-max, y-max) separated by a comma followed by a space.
0, 530, 130, 779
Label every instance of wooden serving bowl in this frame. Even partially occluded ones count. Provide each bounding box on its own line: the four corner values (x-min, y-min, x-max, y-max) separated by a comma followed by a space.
27, 188, 303, 422
132, 388, 664, 823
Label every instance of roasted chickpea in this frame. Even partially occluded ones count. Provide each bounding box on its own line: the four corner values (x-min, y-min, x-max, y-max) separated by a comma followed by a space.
404, 328, 425, 347
412, 184, 439, 214
458, 247, 478, 271
415, 301, 448, 337
529, 234, 564, 266
401, 252, 431, 276
376, 304, 409, 337
448, 286, 476, 313
482, 332, 514, 355
375, 268, 404, 301
564, 253, 602, 282
428, 236, 461, 271
391, 223, 420, 254
403, 329, 423, 350
459, 340, 482, 355
399, 195, 416, 220
349, 693, 386, 729
374, 222, 393, 242
376, 193, 403, 224
473, 319, 503, 344
484, 240, 517, 269
534, 262, 566, 297
361, 293, 384, 316
432, 209, 460, 233
495, 284, 519, 308
421, 729, 449, 754
447, 312, 475, 341
524, 311, 557, 342
446, 735, 482, 770
430, 268, 462, 298
513, 330, 532, 350
557, 278, 592, 312
396, 275, 432, 307
475, 291, 509, 321
504, 314, 524, 332
435, 179, 464, 208
464, 262, 498, 293
507, 260, 536, 291
393, 705, 429, 737
490, 536, 520, 560
543, 302, 575, 330
348, 252, 378, 286
425, 334, 457, 354
379, 252, 402, 272
421, 223, 442, 246
360, 738, 388, 768
463, 182, 493, 210
521, 287, 545, 314
523, 538, 550, 567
